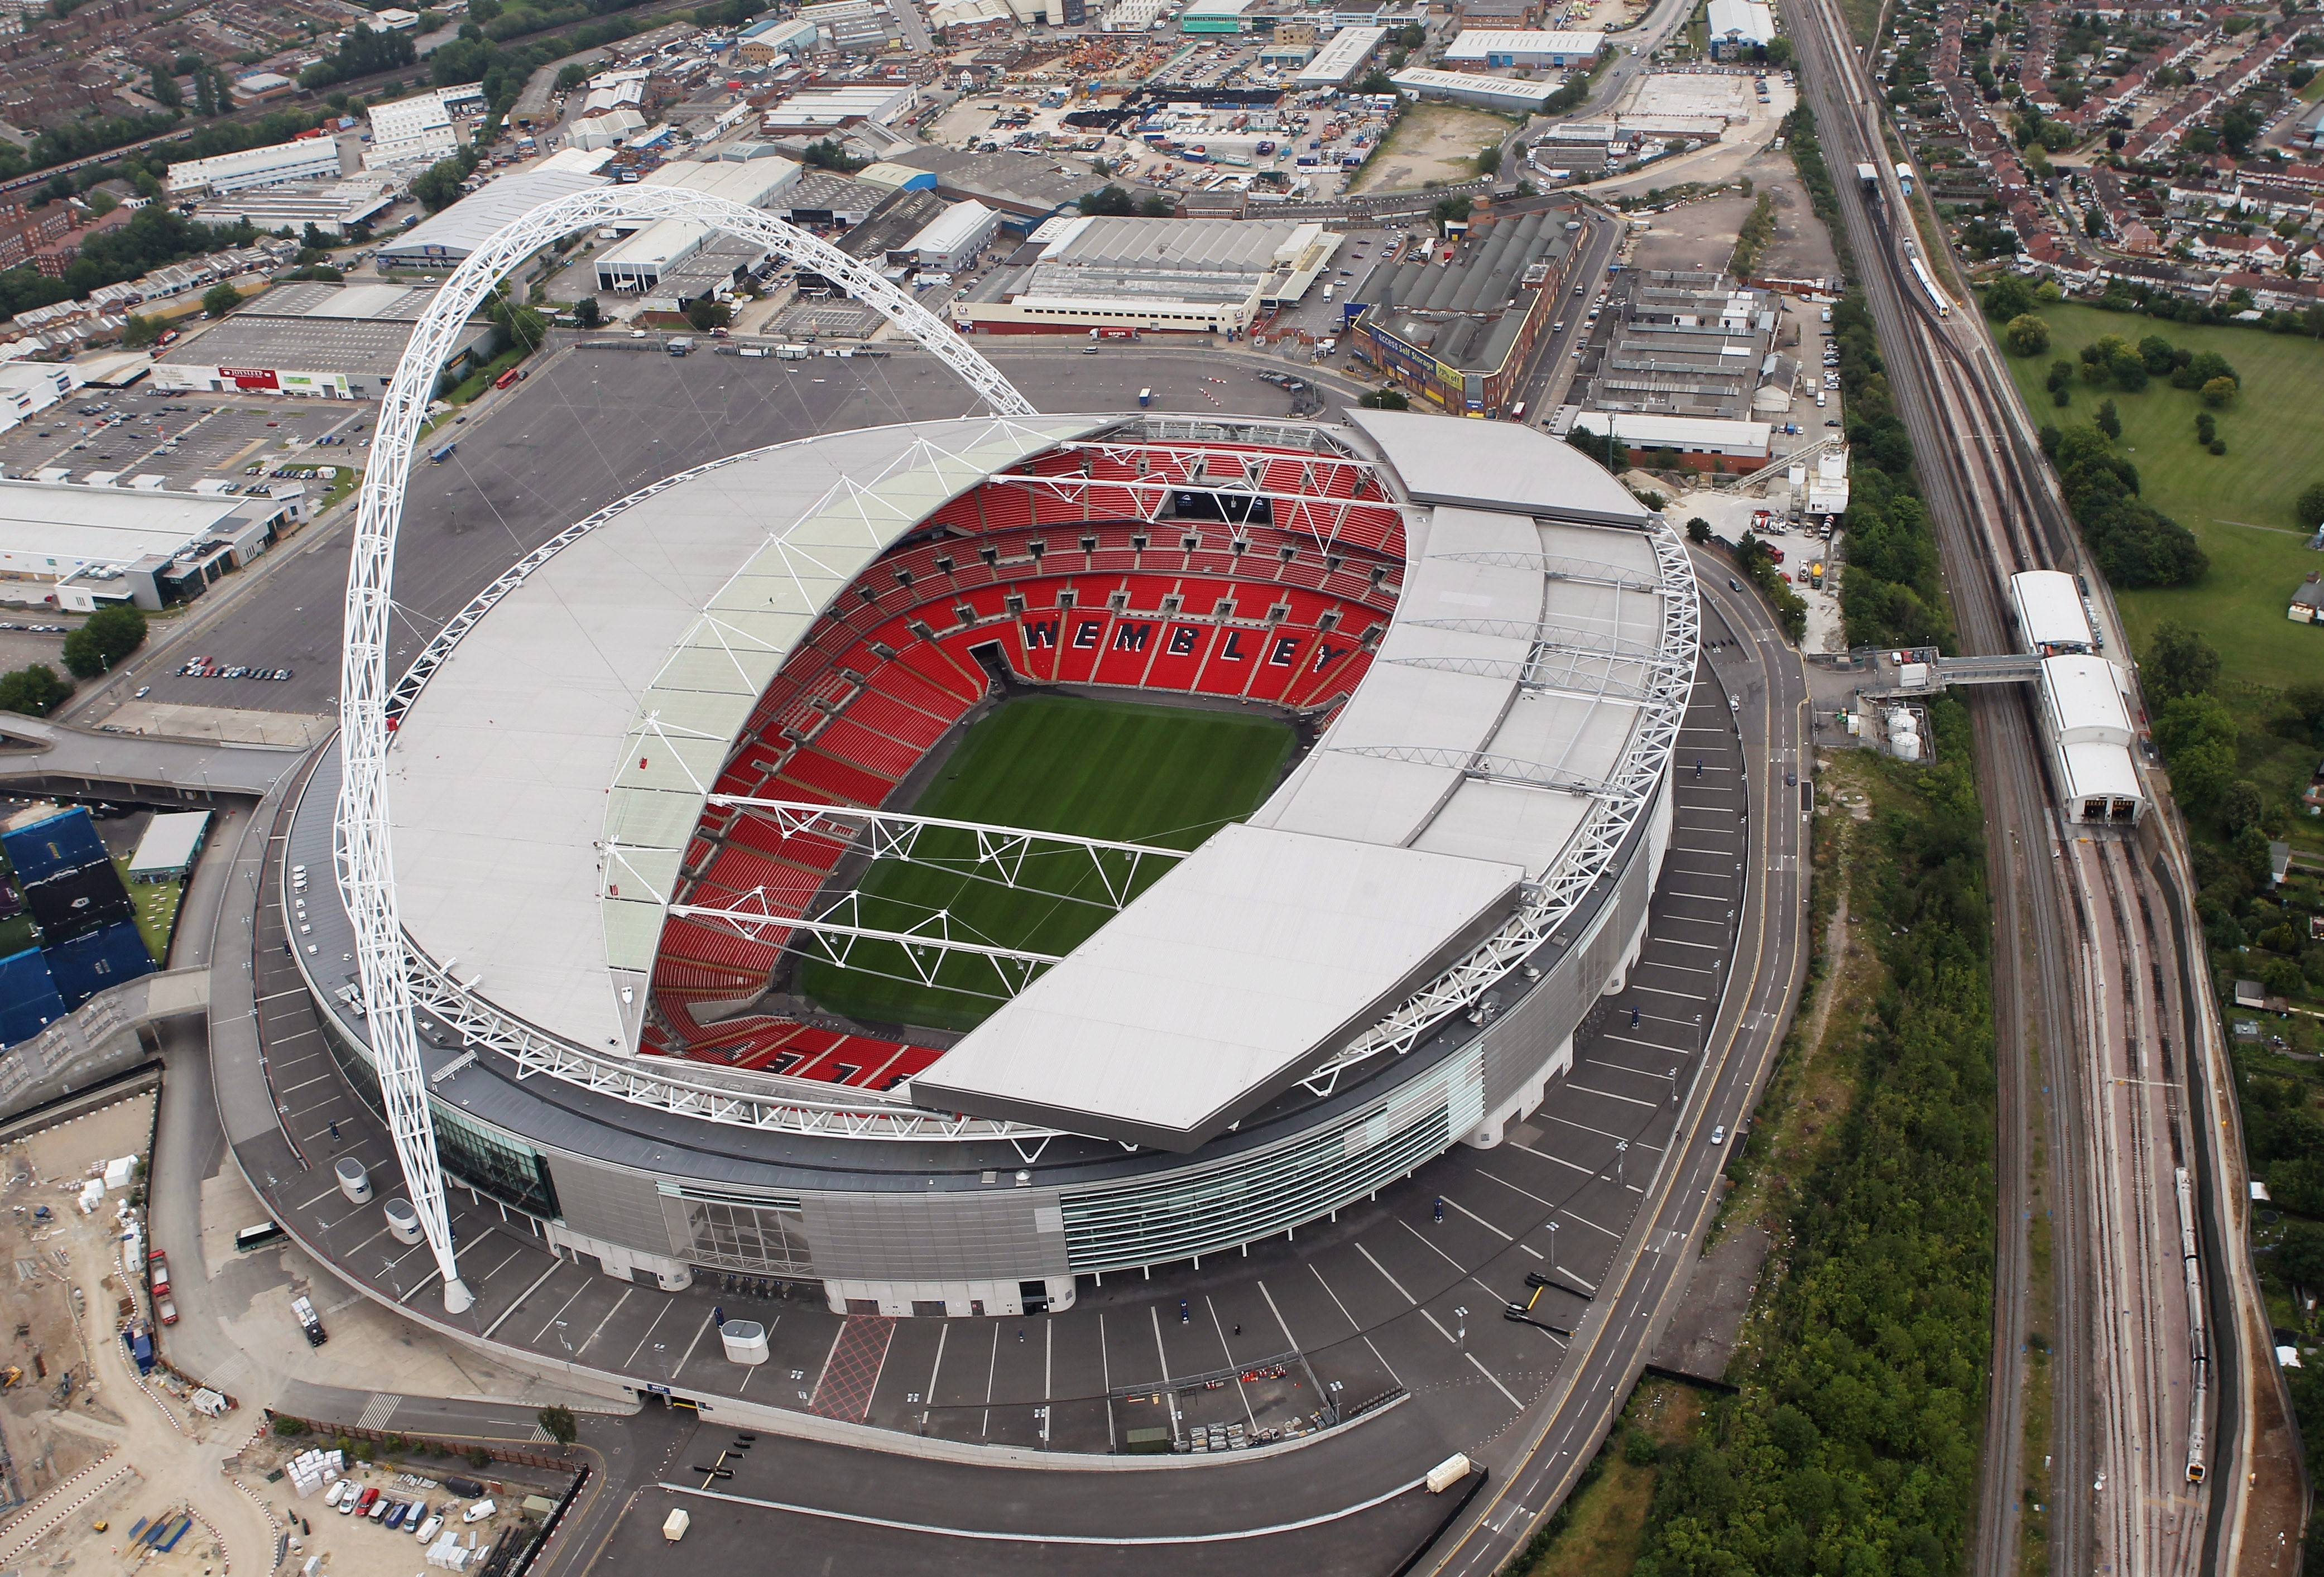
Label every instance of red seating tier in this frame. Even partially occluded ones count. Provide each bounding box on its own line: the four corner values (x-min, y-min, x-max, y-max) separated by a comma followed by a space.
724, 811, 854, 872
690, 848, 824, 915
894, 642, 985, 706
652, 996, 946, 1090
645, 448, 1405, 1069
776, 747, 896, 809
813, 716, 923, 781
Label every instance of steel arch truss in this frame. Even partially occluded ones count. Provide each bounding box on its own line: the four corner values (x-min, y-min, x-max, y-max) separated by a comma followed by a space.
1327, 743, 1644, 802
1428, 550, 1661, 595
676, 890, 1058, 998
985, 469, 1413, 555
1010, 439, 1391, 498
1383, 653, 1659, 709
337, 185, 1035, 1314
1113, 416, 1373, 458
980, 435, 1404, 557
979, 467, 1403, 547
1300, 515, 1699, 1094
710, 797, 1187, 909
401, 946, 1063, 1150
683, 800, 1193, 999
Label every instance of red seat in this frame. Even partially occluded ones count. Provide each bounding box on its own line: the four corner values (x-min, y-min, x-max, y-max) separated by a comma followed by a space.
925, 492, 988, 532
652, 957, 761, 998
647, 1002, 947, 1088
691, 848, 825, 914
939, 618, 1026, 680
655, 917, 777, 981
724, 810, 853, 872
950, 583, 1016, 623
813, 716, 922, 780
977, 486, 1034, 531
876, 655, 977, 717
843, 687, 953, 749
777, 747, 896, 808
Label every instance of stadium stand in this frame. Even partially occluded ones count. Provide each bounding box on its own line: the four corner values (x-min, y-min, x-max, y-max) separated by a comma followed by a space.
641, 446, 1408, 1075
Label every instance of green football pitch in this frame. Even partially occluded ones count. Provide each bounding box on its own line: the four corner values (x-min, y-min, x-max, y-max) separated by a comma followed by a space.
797, 694, 1297, 1033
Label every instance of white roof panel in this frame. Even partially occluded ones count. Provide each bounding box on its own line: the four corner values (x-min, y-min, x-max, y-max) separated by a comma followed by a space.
907, 200, 997, 256
1294, 25, 1386, 83
1411, 777, 1588, 875
2040, 655, 2131, 742
1539, 517, 1659, 576
298, 283, 415, 319
1418, 502, 1540, 561
2011, 569, 2091, 652
1388, 68, 1559, 107
1488, 678, 1645, 780
1253, 742, 1466, 845
0, 478, 246, 563
386, 410, 1691, 1146
911, 824, 1523, 1148
383, 167, 615, 259
1348, 407, 1651, 525
128, 810, 211, 875
1705, 0, 1774, 37
1250, 511, 1668, 864
390, 416, 1097, 1058
2060, 741, 2144, 802
1444, 28, 1608, 54
1253, 658, 1516, 847
644, 156, 803, 206
1323, 654, 1516, 751
369, 91, 452, 138
1566, 411, 1771, 451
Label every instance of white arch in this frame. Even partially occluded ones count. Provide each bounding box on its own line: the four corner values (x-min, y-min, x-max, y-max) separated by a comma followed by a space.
336, 186, 1035, 1315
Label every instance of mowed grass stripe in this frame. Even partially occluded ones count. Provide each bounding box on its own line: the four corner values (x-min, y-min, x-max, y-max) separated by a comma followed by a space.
799, 694, 1296, 1032
2000, 304, 2324, 688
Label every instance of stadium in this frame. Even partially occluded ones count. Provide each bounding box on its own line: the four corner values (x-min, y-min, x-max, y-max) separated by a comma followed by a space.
281, 193, 1698, 1326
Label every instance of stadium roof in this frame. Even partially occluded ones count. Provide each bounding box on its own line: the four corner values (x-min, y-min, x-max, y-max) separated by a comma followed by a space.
911, 826, 1521, 1147
1346, 406, 1648, 523
919, 419, 1684, 1149
388, 416, 1097, 1059
388, 411, 1689, 1151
